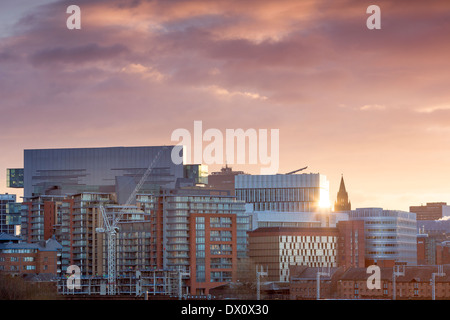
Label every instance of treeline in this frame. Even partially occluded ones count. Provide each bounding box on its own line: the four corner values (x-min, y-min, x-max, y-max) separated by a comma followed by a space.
0, 272, 60, 300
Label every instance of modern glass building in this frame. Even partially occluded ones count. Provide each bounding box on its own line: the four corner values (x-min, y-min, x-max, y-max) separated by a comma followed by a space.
6, 169, 24, 188
348, 208, 417, 265
23, 146, 183, 200
235, 173, 330, 212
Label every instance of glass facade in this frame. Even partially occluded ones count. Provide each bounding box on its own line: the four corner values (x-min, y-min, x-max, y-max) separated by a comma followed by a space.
6, 169, 24, 188
183, 164, 209, 185
235, 173, 330, 212
348, 208, 417, 265
24, 146, 183, 199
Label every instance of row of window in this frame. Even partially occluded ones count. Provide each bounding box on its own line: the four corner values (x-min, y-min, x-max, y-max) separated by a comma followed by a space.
196, 271, 232, 283
237, 188, 319, 203
0, 256, 36, 262
0, 265, 37, 271
0, 249, 38, 254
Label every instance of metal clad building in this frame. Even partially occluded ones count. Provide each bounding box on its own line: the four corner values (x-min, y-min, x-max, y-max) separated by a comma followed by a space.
23, 146, 183, 200
235, 173, 330, 212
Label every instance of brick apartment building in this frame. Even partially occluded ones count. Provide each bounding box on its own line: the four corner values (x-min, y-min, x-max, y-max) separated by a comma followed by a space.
189, 213, 237, 295
0, 233, 62, 275
290, 266, 345, 300
337, 265, 450, 300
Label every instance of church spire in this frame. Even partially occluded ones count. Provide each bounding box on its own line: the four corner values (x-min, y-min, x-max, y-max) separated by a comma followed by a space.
334, 175, 351, 212
339, 174, 347, 193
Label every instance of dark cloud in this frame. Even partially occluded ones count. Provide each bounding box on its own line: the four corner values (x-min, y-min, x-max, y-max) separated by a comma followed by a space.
29, 43, 129, 66
2, 0, 450, 209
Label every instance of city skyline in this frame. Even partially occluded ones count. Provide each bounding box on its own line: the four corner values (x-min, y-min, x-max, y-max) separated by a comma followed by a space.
2, 0, 450, 212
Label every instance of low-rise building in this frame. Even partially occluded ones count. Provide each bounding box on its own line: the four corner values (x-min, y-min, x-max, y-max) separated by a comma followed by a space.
337, 265, 450, 300
0, 233, 62, 275
289, 266, 344, 300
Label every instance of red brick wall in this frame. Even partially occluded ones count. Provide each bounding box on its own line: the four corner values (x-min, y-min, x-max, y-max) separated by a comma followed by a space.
337, 220, 365, 269
189, 213, 237, 295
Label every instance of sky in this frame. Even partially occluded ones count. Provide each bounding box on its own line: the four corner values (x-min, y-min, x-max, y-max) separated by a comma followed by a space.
1, 0, 450, 211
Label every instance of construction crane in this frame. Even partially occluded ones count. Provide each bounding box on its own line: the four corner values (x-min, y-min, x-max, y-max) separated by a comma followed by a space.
96, 147, 166, 295
285, 166, 308, 175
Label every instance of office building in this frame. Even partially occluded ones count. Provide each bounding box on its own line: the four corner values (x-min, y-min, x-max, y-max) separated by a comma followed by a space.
410, 202, 450, 221
235, 173, 330, 212
183, 164, 209, 185
249, 211, 322, 230
6, 169, 24, 188
23, 146, 183, 200
348, 208, 417, 266
248, 220, 364, 282
248, 227, 340, 282
248, 210, 350, 231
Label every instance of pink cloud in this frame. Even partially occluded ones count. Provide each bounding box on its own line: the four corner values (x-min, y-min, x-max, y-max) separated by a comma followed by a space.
1, 0, 450, 210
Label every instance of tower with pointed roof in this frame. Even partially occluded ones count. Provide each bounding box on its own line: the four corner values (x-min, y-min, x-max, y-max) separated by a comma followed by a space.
334, 175, 351, 212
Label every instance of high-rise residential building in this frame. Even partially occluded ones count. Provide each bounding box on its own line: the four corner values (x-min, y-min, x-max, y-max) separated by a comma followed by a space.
0, 194, 22, 236
235, 173, 330, 212
27, 188, 249, 296
20, 145, 252, 296
348, 208, 417, 266
23, 146, 183, 200
21, 195, 67, 243
410, 202, 450, 221
334, 175, 351, 212
139, 188, 249, 295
